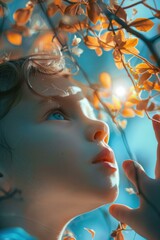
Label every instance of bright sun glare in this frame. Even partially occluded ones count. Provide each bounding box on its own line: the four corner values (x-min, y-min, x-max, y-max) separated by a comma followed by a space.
114, 86, 126, 98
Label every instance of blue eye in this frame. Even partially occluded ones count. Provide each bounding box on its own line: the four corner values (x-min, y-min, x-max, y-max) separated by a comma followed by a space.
47, 111, 66, 120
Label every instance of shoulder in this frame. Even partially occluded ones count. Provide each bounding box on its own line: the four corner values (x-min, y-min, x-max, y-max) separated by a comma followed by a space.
0, 227, 37, 240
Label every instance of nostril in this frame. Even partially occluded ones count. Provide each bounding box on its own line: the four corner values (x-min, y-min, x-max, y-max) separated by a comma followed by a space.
94, 131, 109, 143
94, 131, 104, 141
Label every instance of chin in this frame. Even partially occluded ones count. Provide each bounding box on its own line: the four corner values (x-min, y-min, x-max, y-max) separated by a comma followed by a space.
106, 184, 119, 203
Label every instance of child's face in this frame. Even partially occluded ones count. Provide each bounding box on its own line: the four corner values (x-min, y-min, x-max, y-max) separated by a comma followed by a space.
2, 74, 119, 207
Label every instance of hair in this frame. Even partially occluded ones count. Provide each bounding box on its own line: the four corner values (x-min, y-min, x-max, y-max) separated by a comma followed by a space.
0, 53, 73, 119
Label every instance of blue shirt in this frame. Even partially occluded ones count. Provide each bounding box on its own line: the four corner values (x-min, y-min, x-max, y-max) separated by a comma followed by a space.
0, 228, 37, 240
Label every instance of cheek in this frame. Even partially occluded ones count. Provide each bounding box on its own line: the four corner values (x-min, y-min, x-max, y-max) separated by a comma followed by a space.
12, 124, 87, 187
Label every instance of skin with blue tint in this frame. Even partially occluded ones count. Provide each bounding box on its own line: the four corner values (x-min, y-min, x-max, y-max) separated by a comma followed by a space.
0, 74, 119, 240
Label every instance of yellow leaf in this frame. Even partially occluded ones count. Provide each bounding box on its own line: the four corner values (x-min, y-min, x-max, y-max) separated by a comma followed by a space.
118, 119, 127, 129
6, 31, 22, 45
134, 109, 144, 117
84, 227, 95, 239
105, 102, 116, 112
129, 18, 154, 32
135, 63, 153, 73
121, 47, 139, 55
121, 108, 135, 117
84, 36, 100, 49
99, 72, 111, 89
127, 96, 139, 105
112, 95, 121, 110
113, 50, 124, 69
100, 32, 115, 50
123, 38, 138, 48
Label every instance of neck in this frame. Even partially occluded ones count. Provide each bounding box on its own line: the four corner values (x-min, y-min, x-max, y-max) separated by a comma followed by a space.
0, 190, 105, 240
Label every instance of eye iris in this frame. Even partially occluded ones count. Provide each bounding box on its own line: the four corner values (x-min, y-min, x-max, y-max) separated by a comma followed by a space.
53, 112, 64, 120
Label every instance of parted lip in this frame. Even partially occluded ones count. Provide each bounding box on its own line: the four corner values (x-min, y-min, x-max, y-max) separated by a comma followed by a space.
92, 147, 115, 165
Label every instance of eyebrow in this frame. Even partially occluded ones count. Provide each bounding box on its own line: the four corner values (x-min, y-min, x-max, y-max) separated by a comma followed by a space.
38, 97, 59, 105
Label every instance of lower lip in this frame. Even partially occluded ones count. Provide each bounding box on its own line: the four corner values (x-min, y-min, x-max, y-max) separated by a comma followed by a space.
102, 161, 117, 172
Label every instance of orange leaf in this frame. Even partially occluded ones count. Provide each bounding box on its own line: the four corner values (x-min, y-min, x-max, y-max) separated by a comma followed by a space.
121, 47, 139, 55
143, 80, 154, 90
84, 227, 95, 239
134, 109, 144, 117
87, 1, 101, 24
130, 69, 139, 80
139, 71, 152, 85
113, 49, 121, 61
121, 108, 135, 117
93, 93, 100, 109
111, 223, 127, 240
136, 99, 149, 110
147, 102, 155, 111
95, 47, 103, 56
114, 30, 125, 45
65, 3, 80, 15
13, 7, 33, 26
6, 31, 22, 45
47, 2, 59, 17
84, 36, 100, 49
32, 31, 62, 51
154, 82, 160, 91
114, 5, 127, 21
135, 63, 153, 73
154, 10, 160, 19
59, 18, 88, 33
99, 72, 111, 89
63, 237, 75, 240
127, 96, 139, 105
129, 18, 154, 32
100, 31, 114, 50
123, 38, 138, 48
113, 49, 124, 69
114, 231, 124, 240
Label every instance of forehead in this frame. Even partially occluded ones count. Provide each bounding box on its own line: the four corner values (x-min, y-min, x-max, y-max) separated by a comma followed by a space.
22, 73, 92, 104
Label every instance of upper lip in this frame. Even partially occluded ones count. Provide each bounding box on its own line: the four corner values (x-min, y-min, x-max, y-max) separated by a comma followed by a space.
92, 147, 115, 164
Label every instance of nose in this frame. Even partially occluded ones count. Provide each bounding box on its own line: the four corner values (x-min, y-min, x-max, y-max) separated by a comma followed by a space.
86, 119, 110, 144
